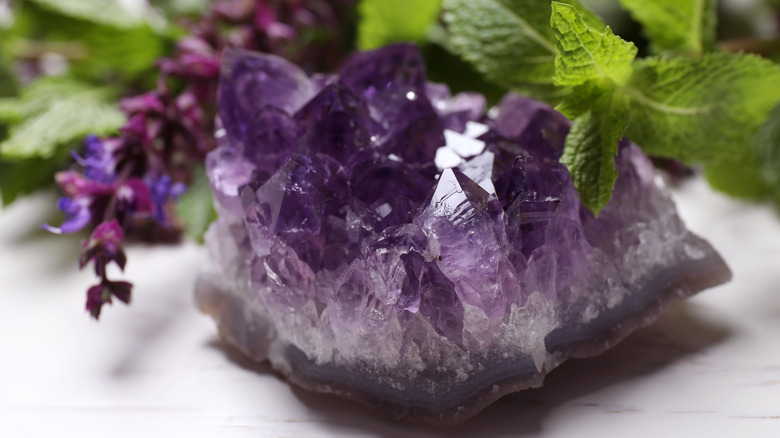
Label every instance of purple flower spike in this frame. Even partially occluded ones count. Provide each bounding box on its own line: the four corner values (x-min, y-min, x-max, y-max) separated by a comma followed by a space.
55, 0, 360, 321
81, 221, 132, 320
196, 44, 732, 425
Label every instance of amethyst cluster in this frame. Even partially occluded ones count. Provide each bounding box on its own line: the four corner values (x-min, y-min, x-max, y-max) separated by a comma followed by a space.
196, 44, 730, 424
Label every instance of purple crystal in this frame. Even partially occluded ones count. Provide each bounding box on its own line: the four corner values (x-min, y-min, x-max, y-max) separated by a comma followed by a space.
243, 107, 300, 177
426, 82, 487, 133
365, 224, 428, 312
218, 48, 313, 142
416, 168, 515, 319
339, 43, 427, 125
496, 155, 580, 259
490, 94, 570, 161
197, 44, 731, 425
294, 84, 384, 163
418, 261, 464, 345
378, 96, 445, 165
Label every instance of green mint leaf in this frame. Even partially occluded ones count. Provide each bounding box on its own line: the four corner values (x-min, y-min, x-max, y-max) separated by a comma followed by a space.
0, 98, 21, 124
147, 0, 211, 17
0, 51, 17, 98
554, 82, 609, 120
550, 2, 637, 87
561, 109, 626, 215
0, 155, 68, 206
68, 23, 169, 80
175, 166, 217, 244
703, 154, 770, 200
443, 0, 603, 101
753, 102, 780, 198
623, 53, 780, 165
27, 0, 154, 29
11, 78, 95, 118
358, 0, 442, 50
6, 3, 168, 82
1, 98, 124, 159
0, 78, 124, 160
617, 0, 717, 55
422, 44, 508, 106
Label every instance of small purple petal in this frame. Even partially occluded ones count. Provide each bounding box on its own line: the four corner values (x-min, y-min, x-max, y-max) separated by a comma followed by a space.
90, 219, 125, 246
71, 135, 117, 183
86, 284, 107, 319
119, 92, 166, 115
179, 53, 221, 79
56, 196, 72, 212
254, 2, 278, 29
43, 197, 91, 234
121, 114, 151, 145
118, 179, 154, 215
171, 182, 186, 199
70, 150, 87, 166
55, 171, 114, 198
80, 220, 127, 271
149, 175, 187, 223
107, 280, 133, 304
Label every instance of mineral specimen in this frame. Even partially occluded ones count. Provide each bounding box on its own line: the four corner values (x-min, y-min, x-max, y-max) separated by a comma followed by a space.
196, 44, 731, 425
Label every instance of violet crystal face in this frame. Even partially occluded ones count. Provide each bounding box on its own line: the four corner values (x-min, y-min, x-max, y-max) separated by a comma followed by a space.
197, 44, 731, 425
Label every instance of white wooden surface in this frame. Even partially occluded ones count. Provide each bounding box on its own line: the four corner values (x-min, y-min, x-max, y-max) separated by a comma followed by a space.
2, 178, 780, 437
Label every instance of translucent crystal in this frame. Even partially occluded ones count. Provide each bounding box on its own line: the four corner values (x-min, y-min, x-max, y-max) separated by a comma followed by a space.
196, 44, 731, 425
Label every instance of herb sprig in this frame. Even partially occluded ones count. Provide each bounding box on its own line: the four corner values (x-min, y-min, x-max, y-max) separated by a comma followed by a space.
442, 0, 780, 213
0, 0, 358, 318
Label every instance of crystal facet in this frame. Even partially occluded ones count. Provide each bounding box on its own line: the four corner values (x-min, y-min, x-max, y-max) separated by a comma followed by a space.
197, 44, 731, 425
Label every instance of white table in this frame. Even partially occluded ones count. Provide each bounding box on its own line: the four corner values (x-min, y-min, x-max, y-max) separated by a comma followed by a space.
2, 178, 780, 437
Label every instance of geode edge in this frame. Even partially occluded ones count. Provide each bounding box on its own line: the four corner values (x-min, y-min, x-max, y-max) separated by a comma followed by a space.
197, 247, 729, 425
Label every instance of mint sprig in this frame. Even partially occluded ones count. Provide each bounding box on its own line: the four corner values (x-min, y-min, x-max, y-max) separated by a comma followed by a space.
550, 2, 636, 213
444, 0, 780, 214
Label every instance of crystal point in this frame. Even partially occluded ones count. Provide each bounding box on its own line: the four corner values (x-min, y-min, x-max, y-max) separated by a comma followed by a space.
294, 84, 384, 163
218, 49, 313, 142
